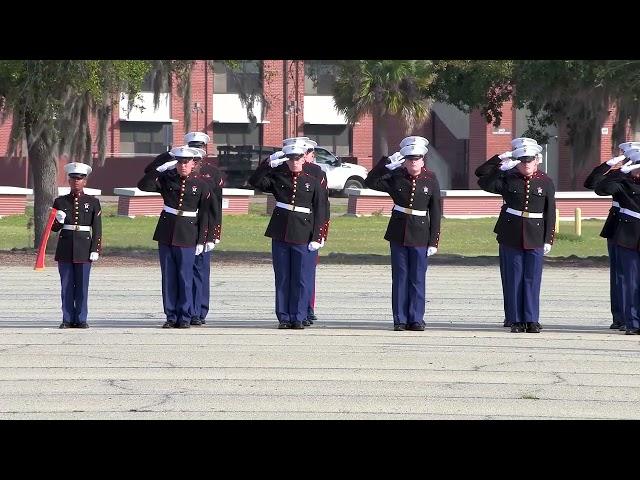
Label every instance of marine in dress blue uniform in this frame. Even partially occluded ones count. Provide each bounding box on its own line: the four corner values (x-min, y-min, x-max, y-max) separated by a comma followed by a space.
249, 143, 326, 329
273, 137, 331, 326
591, 147, 640, 335
137, 146, 210, 328
476, 140, 556, 333
583, 142, 640, 330
183, 132, 224, 326
364, 136, 441, 331
51, 162, 102, 329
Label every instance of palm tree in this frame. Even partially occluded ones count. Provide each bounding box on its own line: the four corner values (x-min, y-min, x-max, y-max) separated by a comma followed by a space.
332, 60, 436, 159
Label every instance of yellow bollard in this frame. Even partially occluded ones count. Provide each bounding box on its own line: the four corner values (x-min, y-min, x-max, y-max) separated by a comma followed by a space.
575, 208, 582, 237
555, 208, 560, 235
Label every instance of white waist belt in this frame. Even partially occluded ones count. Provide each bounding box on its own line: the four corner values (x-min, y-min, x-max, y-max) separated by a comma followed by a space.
612, 201, 620, 208
62, 225, 91, 232
505, 207, 544, 219
620, 208, 640, 219
275, 202, 311, 214
393, 205, 427, 216
163, 205, 198, 217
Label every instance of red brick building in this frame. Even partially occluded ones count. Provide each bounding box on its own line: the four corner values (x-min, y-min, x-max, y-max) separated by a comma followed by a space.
0, 60, 634, 192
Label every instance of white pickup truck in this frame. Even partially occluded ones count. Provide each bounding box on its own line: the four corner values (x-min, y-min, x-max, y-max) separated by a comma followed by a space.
313, 147, 369, 196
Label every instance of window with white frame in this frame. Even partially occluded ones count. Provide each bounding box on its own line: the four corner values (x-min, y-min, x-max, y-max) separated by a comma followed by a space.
304, 61, 338, 95
213, 61, 261, 95
304, 124, 351, 157
120, 122, 173, 155
213, 123, 262, 151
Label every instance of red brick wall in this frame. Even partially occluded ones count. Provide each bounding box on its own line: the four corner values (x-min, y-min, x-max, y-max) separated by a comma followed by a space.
190, 60, 213, 141
263, 60, 285, 146
171, 71, 185, 146
109, 102, 120, 156
352, 112, 373, 170
600, 106, 616, 160
0, 111, 12, 155
467, 100, 514, 188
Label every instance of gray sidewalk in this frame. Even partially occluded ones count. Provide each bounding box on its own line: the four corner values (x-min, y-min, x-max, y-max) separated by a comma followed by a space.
0, 263, 639, 419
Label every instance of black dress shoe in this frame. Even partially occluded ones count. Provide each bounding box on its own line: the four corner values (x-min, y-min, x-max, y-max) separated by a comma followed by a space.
394, 324, 406, 331
619, 324, 627, 331
510, 322, 525, 333
503, 320, 512, 328
162, 321, 176, 329
290, 322, 304, 330
59, 322, 70, 329
408, 323, 425, 331
625, 328, 640, 335
277, 323, 290, 329
200, 318, 206, 325
307, 312, 318, 323
526, 323, 541, 333
76, 323, 89, 329
302, 320, 312, 327
177, 322, 190, 329
190, 317, 202, 326
610, 321, 623, 329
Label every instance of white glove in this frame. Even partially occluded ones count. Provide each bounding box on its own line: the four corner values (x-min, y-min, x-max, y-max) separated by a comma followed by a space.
156, 160, 178, 172
269, 157, 287, 168
388, 152, 404, 162
320, 238, 325, 247
498, 151, 513, 161
499, 159, 521, 171
308, 241, 322, 252
620, 161, 640, 174
55, 210, 67, 223
195, 244, 204, 255
89, 252, 99, 261
204, 242, 215, 252
607, 155, 627, 166
269, 151, 285, 161
385, 153, 405, 171
543, 243, 552, 255
427, 247, 437, 257
214, 239, 220, 244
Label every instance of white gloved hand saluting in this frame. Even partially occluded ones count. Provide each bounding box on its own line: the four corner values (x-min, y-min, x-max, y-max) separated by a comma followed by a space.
308, 241, 322, 252
55, 210, 67, 223
156, 160, 178, 172
543, 243, 552, 255
620, 160, 640, 173
204, 242, 215, 252
620, 161, 640, 174
195, 244, 204, 256
498, 151, 513, 161
606, 155, 626, 166
269, 157, 287, 168
427, 247, 438, 257
499, 159, 521, 171
89, 252, 99, 261
385, 152, 405, 171
269, 151, 285, 162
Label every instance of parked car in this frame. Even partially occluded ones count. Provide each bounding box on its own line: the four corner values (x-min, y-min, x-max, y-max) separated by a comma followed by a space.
313, 147, 368, 196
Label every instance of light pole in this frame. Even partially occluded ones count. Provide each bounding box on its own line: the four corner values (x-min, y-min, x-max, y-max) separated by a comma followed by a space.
192, 102, 204, 132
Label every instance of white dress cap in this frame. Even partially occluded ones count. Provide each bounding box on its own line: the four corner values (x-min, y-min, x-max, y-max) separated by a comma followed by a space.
399, 136, 429, 149
400, 144, 428, 157
64, 162, 92, 176
184, 132, 210, 144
